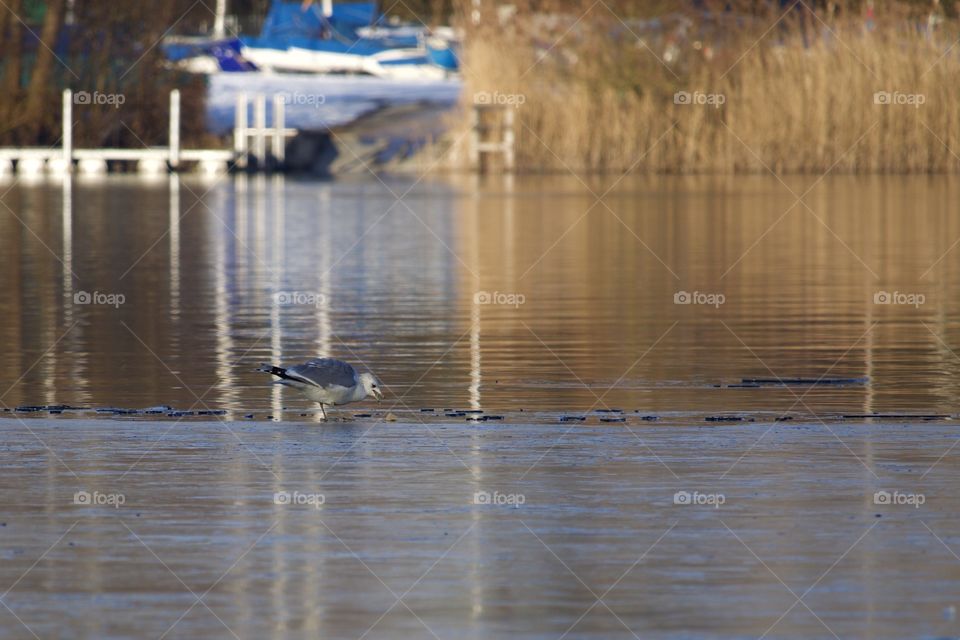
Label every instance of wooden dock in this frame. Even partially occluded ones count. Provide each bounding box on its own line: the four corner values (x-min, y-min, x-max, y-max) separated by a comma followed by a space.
0, 90, 294, 177
0, 91, 509, 176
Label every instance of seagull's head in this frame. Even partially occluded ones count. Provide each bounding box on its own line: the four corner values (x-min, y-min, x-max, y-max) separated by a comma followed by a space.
358, 372, 383, 402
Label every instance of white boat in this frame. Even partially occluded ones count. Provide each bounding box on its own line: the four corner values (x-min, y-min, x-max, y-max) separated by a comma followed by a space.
165, 1, 460, 80
238, 1, 457, 80
242, 44, 448, 80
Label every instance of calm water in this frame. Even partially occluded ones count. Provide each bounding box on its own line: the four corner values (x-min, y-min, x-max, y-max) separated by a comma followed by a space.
0, 174, 958, 417
2, 175, 960, 640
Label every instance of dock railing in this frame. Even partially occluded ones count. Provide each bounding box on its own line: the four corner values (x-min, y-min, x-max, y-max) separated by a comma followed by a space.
0, 89, 238, 177
233, 93, 297, 170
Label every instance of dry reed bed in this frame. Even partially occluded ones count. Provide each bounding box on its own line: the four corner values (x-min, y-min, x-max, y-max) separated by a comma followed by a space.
456, 15, 960, 173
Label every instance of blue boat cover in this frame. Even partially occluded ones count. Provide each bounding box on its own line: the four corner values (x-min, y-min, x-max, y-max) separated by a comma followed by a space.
260, 1, 381, 40
244, 1, 398, 53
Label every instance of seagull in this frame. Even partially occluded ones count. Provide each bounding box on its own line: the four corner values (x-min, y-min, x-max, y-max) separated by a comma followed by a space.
256, 357, 383, 419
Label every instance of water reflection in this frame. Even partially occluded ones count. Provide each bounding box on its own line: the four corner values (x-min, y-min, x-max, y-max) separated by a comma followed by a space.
3, 174, 959, 640
0, 174, 958, 416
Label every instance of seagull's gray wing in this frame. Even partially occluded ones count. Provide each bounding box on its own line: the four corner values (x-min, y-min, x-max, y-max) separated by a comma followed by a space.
285, 358, 358, 389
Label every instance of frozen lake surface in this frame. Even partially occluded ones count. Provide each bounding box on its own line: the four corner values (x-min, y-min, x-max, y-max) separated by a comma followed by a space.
2, 418, 959, 639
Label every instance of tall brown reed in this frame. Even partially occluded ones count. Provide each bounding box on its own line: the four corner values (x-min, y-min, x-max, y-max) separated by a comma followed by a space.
455, 6, 960, 173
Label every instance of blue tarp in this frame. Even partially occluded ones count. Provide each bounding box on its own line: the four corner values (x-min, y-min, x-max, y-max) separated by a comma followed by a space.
259, 2, 326, 39
259, 1, 381, 41
244, 1, 400, 53
328, 2, 382, 28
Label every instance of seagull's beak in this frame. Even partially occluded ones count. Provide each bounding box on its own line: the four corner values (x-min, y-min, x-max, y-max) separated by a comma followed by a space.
373, 388, 383, 402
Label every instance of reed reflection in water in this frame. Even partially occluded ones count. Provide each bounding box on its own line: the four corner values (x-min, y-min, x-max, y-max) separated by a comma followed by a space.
0, 174, 958, 417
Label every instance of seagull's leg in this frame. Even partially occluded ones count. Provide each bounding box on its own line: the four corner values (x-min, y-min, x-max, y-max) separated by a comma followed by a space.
319, 403, 327, 420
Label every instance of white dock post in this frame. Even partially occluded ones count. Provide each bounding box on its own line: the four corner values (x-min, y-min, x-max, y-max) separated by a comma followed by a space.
138, 157, 167, 177
213, 0, 227, 38
47, 157, 70, 175
19, 156, 46, 177
254, 93, 266, 168
62, 89, 72, 173
234, 92, 247, 169
169, 89, 180, 171
199, 158, 227, 177
503, 107, 515, 172
77, 158, 107, 177
272, 94, 285, 167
